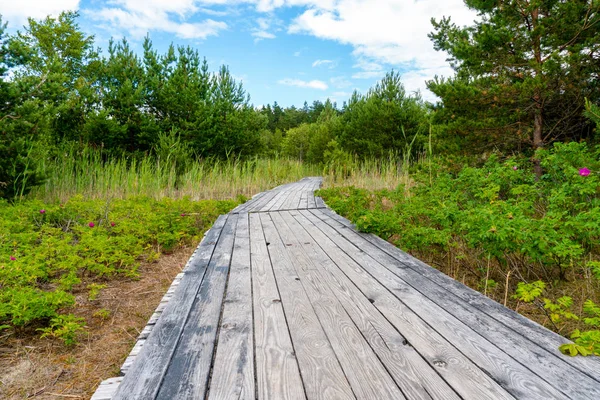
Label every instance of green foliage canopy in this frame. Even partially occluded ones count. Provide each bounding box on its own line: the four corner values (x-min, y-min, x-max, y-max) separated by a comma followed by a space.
428, 0, 600, 154
340, 71, 428, 158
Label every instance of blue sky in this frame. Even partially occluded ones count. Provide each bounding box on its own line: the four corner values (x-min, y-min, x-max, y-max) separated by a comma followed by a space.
2, 1, 477, 108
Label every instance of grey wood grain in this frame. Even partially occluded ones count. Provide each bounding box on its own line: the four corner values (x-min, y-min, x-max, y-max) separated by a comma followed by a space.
249, 213, 306, 399
156, 213, 239, 399
306, 209, 589, 399
233, 191, 266, 213
262, 215, 406, 400
274, 211, 460, 400
259, 212, 356, 400
111, 215, 229, 400
247, 188, 279, 213
318, 207, 600, 385
261, 182, 294, 212
315, 196, 326, 208
293, 210, 515, 400
307, 183, 318, 209
298, 187, 309, 209
208, 213, 254, 400
268, 186, 294, 212
282, 181, 307, 211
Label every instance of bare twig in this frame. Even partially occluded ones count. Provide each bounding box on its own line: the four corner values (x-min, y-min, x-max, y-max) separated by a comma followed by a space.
45, 393, 83, 399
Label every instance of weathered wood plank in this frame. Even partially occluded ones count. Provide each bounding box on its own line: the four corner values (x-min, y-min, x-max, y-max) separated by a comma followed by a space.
249, 213, 306, 400
258, 213, 355, 400
282, 181, 308, 211
267, 186, 294, 212
298, 187, 309, 210
274, 211, 460, 400
233, 191, 266, 213
315, 196, 326, 208
293, 210, 514, 400
208, 213, 254, 400
262, 214, 406, 400
91, 377, 123, 400
318, 207, 600, 386
307, 180, 318, 209
156, 214, 239, 399
246, 188, 280, 213
307, 209, 592, 399
260, 183, 292, 212
112, 215, 229, 400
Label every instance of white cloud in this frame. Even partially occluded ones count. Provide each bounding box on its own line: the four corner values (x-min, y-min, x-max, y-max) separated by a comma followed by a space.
312, 59, 336, 68
353, 59, 383, 72
294, 51, 301, 57
251, 0, 336, 12
352, 70, 385, 80
332, 91, 351, 97
89, 0, 228, 39
253, 31, 276, 39
284, 0, 477, 97
330, 76, 353, 89
252, 17, 276, 42
1, 0, 80, 27
278, 78, 328, 90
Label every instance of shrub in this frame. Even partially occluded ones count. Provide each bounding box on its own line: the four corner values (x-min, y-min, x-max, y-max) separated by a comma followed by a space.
0, 196, 236, 342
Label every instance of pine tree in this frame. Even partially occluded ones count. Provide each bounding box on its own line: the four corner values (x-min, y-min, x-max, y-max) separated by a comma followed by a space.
429, 0, 600, 175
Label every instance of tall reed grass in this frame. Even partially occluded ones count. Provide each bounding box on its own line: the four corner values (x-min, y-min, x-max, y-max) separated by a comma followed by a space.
28, 143, 425, 203
322, 151, 425, 192
321, 126, 429, 192
30, 146, 321, 203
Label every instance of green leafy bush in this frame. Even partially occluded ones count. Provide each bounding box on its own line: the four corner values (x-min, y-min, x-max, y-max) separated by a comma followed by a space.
38, 314, 86, 346
320, 142, 600, 281
320, 142, 600, 355
0, 196, 236, 342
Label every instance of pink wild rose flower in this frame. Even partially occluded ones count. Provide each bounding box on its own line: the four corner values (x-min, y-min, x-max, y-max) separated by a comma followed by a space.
579, 168, 591, 177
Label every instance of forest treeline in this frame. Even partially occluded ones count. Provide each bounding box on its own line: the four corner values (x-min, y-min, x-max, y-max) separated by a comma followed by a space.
1, 3, 600, 200
0, 11, 429, 199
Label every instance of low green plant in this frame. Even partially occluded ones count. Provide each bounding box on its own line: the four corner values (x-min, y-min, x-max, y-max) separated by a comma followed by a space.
560, 300, 600, 356
87, 283, 106, 301
512, 282, 599, 356
0, 195, 236, 343
93, 308, 111, 320
513, 281, 546, 303
38, 314, 86, 346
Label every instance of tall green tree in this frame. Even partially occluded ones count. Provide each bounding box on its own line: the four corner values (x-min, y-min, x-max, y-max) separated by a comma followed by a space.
6, 11, 100, 144
0, 15, 47, 199
429, 0, 600, 173
85, 38, 147, 152
200, 65, 264, 158
340, 71, 427, 158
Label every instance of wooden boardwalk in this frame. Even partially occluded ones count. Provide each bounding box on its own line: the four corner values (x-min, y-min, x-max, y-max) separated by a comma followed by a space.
107, 177, 600, 399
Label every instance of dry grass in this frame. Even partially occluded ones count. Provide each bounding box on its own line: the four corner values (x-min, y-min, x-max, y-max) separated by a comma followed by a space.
321, 154, 424, 193
407, 243, 600, 336
30, 151, 320, 203
0, 247, 192, 399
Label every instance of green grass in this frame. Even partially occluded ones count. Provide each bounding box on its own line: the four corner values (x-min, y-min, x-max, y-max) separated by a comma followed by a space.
30, 146, 321, 203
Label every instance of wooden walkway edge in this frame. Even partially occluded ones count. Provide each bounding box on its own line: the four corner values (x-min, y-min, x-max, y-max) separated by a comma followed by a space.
93, 177, 600, 400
